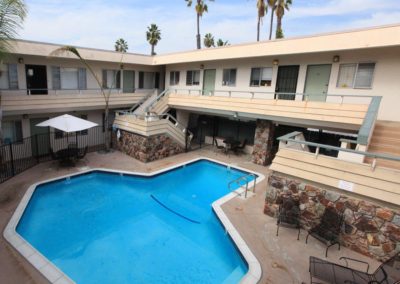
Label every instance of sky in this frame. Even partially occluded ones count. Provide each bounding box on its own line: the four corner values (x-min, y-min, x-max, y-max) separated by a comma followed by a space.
20, 0, 400, 55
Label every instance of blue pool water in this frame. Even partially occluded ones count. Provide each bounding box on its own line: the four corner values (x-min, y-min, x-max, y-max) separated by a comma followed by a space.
17, 160, 255, 284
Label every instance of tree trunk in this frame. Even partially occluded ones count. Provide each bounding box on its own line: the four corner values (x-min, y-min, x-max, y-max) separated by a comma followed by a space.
104, 102, 110, 151
276, 15, 282, 38
196, 13, 201, 49
257, 17, 260, 41
269, 7, 274, 40
151, 44, 155, 55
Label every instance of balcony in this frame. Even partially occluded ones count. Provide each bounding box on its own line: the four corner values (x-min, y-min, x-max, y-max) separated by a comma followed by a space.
0, 89, 153, 115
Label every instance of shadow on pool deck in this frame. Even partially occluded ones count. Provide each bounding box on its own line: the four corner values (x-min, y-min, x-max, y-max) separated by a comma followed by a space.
0, 147, 379, 284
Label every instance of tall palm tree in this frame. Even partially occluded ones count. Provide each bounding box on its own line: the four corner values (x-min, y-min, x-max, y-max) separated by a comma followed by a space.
267, 0, 276, 40
50, 46, 125, 152
185, 0, 213, 49
275, 0, 292, 39
146, 24, 161, 55
115, 38, 128, 52
216, 39, 229, 46
256, 0, 266, 42
203, 33, 214, 48
0, 0, 27, 60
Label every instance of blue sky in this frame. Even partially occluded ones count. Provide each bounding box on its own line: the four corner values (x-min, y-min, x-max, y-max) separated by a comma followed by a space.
20, 0, 400, 54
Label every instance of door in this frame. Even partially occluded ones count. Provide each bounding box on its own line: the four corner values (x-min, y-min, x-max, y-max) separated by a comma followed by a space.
304, 64, 332, 102
202, 69, 216, 95
30, 118, 50, 158
275, 65, 299, 100
123, 70, 135, 93
25, 65, 48, 95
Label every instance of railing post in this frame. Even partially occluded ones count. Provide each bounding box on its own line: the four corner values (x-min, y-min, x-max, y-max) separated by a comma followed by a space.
315, 146, 320, 158
340, 95, 344, 105
35, 134, 40, 163
372, 158, 377, 170
9, 143, 15, 176
251, 92, 254, 99
28, 89, 31, 96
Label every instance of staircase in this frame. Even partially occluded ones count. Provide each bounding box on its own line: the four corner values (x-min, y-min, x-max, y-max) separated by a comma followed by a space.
365, 121, 400, 170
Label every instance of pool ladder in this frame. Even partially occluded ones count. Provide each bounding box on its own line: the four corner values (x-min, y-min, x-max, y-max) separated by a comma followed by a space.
227, 173, 257, 198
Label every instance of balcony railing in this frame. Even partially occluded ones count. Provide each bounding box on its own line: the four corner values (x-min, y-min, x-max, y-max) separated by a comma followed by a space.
0, 88, 155, 96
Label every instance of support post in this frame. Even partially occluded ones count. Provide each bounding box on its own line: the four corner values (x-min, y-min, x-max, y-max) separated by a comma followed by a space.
9, 143, 15, 176
35, 134, 39, 163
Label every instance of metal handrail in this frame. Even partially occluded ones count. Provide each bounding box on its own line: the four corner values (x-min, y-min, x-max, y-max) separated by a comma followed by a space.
278, 131, 400, 166
228, 173, 257, 198
145, 89, 171, 112
0, 88, 156, 96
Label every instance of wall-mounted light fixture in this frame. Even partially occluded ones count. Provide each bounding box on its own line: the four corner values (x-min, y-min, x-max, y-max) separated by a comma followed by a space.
22, 114, 28, 119
272, 59, 279, 66
233, 112, 239, 119
120, 63, 124, 70
18, 57, 24, 64
200, 64, 205, 69
333, 55, 340, 63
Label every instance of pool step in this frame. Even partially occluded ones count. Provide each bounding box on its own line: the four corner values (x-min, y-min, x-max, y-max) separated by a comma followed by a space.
222, 266, 245, 284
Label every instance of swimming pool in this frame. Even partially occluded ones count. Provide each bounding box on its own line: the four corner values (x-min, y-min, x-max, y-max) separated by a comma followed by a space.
7, 159, 262, 284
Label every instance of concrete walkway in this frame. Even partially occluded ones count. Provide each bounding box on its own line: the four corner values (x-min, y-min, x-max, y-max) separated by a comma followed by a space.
0, 147, 379, 283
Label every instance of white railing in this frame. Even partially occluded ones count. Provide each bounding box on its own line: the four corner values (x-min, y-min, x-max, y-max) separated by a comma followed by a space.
0, 88, 155, 96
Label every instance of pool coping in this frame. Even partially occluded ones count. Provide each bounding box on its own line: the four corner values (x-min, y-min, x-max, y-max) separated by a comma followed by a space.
3, 157, 265, 284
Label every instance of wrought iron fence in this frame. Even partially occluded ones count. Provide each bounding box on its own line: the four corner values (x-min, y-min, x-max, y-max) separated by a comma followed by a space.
0, 126, 109, 184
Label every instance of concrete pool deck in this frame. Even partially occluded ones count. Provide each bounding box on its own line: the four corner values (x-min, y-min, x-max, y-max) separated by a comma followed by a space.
0, 147, 379, 283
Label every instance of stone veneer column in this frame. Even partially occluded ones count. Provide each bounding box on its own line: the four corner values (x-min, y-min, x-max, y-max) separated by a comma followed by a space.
252, 119, 275, 166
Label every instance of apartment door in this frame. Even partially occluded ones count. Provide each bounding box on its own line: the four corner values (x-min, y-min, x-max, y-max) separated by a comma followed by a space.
25, 65, 48, 95
202, 69, 216, 95
275, 65, 299, 100
30, 118, 50, 157
304, 64, 331, 102
123, 70, 135, 93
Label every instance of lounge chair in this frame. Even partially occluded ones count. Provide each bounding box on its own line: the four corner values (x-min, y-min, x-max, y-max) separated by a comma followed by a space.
76, 146, 88, 159
214, 139, 226, 154
276, 195, 301, 240
233, 139, 248, 155
306, 206, 344, 257
309, 252, 400, 284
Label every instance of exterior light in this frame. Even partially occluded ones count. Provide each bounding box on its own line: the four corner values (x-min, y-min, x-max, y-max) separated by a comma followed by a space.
233, 112, 238, 119
18, 57, 24, 64
200, 64, 205, 69
333, 55, 340, 63
272, 59, 279, 66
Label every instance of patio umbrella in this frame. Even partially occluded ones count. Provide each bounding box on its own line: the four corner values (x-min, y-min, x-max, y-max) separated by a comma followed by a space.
36, 114, 98, 132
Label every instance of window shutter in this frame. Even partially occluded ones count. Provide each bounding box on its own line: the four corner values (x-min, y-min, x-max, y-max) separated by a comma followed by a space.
78, 68, 87, 90
8, 64, 18, 89
102, 70, 107, 88
51, 66, 61, 90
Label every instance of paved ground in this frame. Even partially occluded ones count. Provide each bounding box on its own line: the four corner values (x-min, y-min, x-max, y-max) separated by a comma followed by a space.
0, 147, 379, 284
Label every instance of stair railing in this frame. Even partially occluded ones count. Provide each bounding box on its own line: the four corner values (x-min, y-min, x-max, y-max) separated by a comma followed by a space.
228, 173, 257, 198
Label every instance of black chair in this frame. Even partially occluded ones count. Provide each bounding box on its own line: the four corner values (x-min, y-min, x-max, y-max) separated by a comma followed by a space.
233, 139, 248, 155
49, 148, 58, 160
306, 206, 344, 257
309, 252, 400, 284
276, 195, 301, 240
214, 139, 226, 154
76, 146, 88, 159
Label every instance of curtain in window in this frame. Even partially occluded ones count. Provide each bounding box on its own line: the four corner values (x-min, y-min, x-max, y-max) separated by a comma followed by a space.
51, 66, 61, 90
355, 63, 375, 88
8, 64, 18, 89
2, 121, 22, 144
0, 64, 9, 89
250, 68, 261, 86
61, 68, 79, 89
337, 64, 356, 88
78, 68, 87, 90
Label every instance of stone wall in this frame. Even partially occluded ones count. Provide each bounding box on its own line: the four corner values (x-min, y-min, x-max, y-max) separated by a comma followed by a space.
114, 130, 184, 163
264, 173, 400, 261
252, 120, 275, 166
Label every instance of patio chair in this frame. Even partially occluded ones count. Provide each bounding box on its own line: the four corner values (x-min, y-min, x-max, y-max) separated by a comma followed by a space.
214, 139, 226, 154
309, 252, 400, 284
276, 195, 301, 240
49, 147, 58, 160
233, 139, 248, 155
306, 206, 344, 257
76, 146, 88, 159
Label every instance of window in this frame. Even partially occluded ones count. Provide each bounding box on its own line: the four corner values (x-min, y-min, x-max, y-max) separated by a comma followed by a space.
186, 70, 200, 85
80, 115, 88, 135
0, 64, 18, 89
2, 120, 22, 144
102, 69, 121, 89
222, 69, 236, 86
138, 72, 156, 89
170, 71, 180, 85
250, 67, 272, 86
52, 67, 86, 90
337, 63, 375, 89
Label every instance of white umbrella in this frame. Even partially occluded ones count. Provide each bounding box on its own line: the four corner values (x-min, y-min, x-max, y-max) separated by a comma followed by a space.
36, 114, 98, 132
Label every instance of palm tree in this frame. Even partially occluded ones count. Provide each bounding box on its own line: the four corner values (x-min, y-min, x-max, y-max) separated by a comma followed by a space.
256, 0, 266, 41
185, 0, 213, 49
0, 0, 27, 60
50, 46, 126, 152
216, 39, 229, 46
203, 33, 214, 48
115, 38, 128, 52
267, 0, 276, 40
146, 24, 161, 55
275, 0, 292, 39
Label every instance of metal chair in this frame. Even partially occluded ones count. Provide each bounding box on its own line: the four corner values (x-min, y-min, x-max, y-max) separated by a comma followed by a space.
276, 195, 301, 240
306, 206, 344, 257
309, 252, 400, 284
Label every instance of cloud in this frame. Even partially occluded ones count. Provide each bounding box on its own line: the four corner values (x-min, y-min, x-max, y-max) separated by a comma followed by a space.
19, 0, 400, 54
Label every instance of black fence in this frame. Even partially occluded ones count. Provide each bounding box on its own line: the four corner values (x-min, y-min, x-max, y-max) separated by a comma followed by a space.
0, 126, 109, 184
